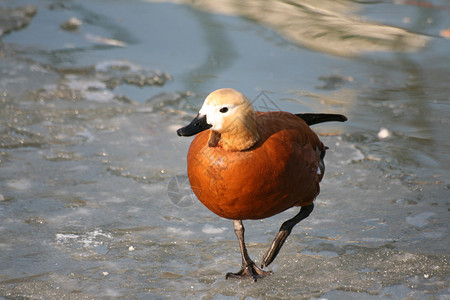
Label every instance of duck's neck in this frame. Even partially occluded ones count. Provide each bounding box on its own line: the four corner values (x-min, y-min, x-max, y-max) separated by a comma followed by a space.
208, 115, 260, 151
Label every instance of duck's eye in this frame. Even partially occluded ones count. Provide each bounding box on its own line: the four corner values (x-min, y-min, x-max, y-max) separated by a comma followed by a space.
219, 107, 228, 113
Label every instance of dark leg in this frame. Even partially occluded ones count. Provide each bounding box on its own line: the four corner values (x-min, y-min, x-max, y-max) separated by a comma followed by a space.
261, 204, 314, 268
226, 220, 272, 281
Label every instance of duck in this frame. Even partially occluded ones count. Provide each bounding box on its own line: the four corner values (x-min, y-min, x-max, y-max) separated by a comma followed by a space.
177, 88, 347, 281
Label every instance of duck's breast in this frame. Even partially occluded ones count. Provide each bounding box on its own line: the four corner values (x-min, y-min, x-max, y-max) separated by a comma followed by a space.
187, 112, 324, 220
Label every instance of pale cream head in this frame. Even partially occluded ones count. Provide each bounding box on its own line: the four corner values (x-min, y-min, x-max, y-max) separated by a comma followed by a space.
199, 88, 253, 132
198, 88, 260, 151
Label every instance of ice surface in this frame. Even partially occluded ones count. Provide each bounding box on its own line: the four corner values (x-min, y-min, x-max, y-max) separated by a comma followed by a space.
406, 212, 436, 227
0, 0, 449, 299
0, 5, 36, 37
6, 178, 32, 191
202, 224, 228, 235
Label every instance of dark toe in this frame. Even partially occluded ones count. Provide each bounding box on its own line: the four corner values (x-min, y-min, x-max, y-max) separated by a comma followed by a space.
225, 263, 272, 282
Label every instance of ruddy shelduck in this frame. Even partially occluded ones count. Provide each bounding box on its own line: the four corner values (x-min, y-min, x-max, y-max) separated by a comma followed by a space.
177, 88, 347, 281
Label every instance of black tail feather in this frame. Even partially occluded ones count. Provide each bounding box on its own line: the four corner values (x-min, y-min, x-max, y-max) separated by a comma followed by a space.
295, 113, 348, 126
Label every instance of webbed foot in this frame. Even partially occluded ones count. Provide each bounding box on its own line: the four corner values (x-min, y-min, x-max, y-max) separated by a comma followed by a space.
225, 262, 272, 282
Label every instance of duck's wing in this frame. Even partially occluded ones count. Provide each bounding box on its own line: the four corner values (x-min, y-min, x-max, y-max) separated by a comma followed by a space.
295, 113, 347, 126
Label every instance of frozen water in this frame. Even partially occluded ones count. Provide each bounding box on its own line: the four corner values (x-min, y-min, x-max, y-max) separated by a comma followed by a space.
202, 224, 228, 235
0, 0, 449, 299
406, 212, 436, 227
0, 5, 36, 37
6, 178, 32, 191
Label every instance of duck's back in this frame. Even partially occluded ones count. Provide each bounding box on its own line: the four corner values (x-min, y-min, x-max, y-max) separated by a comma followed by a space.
187, 111, 325, 220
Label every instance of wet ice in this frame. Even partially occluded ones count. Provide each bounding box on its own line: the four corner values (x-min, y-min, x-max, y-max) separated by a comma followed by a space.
0, 0, 449, 299
406, 212, 436, 227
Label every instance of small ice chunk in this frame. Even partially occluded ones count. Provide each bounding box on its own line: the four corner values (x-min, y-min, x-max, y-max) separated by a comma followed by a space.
84, 33, 126, 47
84, 90, 115, 102
167, 227, 194, 236
406, 212, 435, 227
60, 17, 83, 31
90, 229, 112, 238
202, 224, 227, 234
64, 76, 106, 90
7, 178, 32, 190
378, 127, 391, 139
56, 233, 79, 243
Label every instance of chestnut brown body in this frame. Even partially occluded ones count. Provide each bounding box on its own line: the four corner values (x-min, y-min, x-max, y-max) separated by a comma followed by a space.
187, 111, 325, 220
